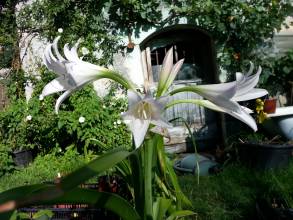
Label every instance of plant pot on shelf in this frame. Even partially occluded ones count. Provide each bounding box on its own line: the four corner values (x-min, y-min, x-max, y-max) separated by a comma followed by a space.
264, 98, 277, 114
237, 142, 293, 170
13, 149, 33, 167
262, 106, 293, 141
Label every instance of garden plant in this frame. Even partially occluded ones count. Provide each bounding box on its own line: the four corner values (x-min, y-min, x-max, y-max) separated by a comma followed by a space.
0, 35, 267, 219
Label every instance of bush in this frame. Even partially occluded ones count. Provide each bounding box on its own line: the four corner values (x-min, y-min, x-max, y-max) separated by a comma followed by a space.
57, 85, 131, 153
0, 70, 131, 154
0, 146, 86, 192
0, 143, 14, 177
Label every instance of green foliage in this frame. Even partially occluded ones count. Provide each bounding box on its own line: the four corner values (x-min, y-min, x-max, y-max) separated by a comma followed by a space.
0, 1, 19, 69
171, 0, 292, 76
0, 69, 131, 154
0, 98, 33, 151
0, 146, 86, 192
260, 49, 293, 102
0, 143, 14, 177
57, 85, 131, 152
180, 162, 293, 220
14, 0, 293, 77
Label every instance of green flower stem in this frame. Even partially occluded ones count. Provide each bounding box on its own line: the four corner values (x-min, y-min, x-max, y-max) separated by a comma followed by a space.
142, 135, 155, 220
129, 150, 144, 217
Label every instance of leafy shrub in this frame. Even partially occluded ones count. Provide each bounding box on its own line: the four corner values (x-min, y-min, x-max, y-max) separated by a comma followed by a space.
0, 143, 14, 177
261, 49, 293, 104
57, 85, 131, 152
0, 146, 86, 192
0, 68, 131, 154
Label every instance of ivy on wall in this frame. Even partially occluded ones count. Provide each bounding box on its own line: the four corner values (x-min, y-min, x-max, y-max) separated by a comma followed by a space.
1, 0, 293, 87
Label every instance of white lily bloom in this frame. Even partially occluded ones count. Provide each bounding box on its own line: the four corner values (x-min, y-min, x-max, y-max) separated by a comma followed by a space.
41, 37, 134, 113
26, 115, 32, 121
232, 63, 268, 101
157, 48, 184, 97
122, 90, 172, 148
79, 116, 85, 123
169, 79, 258, 131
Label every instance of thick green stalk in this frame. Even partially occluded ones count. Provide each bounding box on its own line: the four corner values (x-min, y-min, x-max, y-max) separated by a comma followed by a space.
143, 136, 155, 220
129, 150, 144, 217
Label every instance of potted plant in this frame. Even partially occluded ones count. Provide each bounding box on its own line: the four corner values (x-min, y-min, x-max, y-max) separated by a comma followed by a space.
236, 132, 293, 170
256, 197, 293, 220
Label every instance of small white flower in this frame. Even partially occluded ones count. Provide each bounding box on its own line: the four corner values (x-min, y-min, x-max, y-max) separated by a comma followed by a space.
93, 50, 102, 59
39, 94, 44, 101
103, 105, 106, 109
58, 28, 63, 33
26, 115, 32, 121
117, 119, 121, 125
81, 47, 89, 55
79, 116, 85, 123
114, 121, 117, 125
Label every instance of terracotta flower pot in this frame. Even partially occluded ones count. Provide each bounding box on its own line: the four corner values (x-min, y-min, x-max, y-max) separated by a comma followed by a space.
264, 99, 277, 114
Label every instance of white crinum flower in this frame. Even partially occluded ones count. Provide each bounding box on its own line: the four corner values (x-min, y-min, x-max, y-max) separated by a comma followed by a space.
79, 116, 85, 123
122, 90, 171, 148
169, 62, 268, 132
26, 115, 32, 121
156, 47, 184, 97
232, 62, 268, 101
81, 47, 89, 56
41, 37, 134, 113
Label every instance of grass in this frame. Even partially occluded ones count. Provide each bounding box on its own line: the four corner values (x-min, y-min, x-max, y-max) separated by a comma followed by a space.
1, 147, 293, 220
179, 161, 293, 220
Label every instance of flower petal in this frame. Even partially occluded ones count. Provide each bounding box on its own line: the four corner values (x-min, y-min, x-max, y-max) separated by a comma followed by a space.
41, 77, 70, 97
127, 118, 150, 148
43, 44, 67, 76
198, 100, 257, 131
159, 48, 173, 85
54, 81, 89, 113
164, 58, 184, 91
55, 89, 73, 113
246, 61, 254, 76
232, 88, 268, 102
235, 66, 262, 96
53, 36, 66, 62
64, 43, 81, 62
127, 90, 142, 108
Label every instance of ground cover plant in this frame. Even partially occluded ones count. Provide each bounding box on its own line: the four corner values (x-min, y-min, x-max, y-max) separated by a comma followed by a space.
0, 147, 87, 193
180, 161, 293, 220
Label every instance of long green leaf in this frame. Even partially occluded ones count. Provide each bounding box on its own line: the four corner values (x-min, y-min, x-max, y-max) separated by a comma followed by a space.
60, 148, 130, 190
38, 188, 141, 220
143, 137, 155, 219
166, 210, 196, 220
0, 187, 141, 220
153, 197, 172, 220
0, 184, 50, 204
165, 157, 192, 208
129, 150, 144, 216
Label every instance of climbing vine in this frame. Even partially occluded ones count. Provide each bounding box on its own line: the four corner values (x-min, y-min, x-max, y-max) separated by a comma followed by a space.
1, 0, 293, 79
